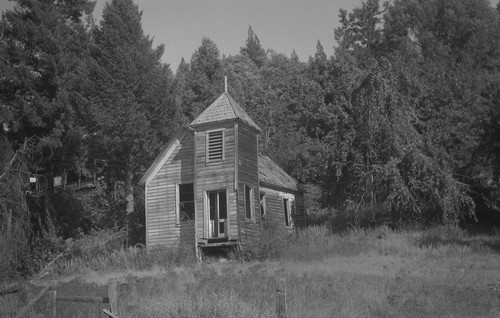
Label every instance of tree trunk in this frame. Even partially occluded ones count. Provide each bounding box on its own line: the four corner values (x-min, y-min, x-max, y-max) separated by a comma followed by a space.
43, 172, 56, 237
125, 170, 134, 247
6, 208, 12, 235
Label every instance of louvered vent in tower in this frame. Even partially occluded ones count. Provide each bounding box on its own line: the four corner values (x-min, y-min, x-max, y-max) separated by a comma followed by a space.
207, 130, 223, 161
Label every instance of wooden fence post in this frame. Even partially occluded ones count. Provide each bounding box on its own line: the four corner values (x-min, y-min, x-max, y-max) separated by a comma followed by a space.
0, 284, 24, 296
49, 289, 57, 318
126, 275, 138, 304
275, 275, 287, 318
14, 285, 51, 318
108, 277, 118, 316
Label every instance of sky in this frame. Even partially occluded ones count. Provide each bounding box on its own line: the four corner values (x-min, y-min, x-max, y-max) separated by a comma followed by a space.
0, 0, 361, 69
1, 0, 499, 70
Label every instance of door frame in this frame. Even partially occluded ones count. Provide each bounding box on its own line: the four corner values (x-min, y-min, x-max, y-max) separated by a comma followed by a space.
205, 188, 228, 238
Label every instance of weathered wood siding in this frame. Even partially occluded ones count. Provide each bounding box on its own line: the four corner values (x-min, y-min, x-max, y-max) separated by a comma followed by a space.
237, 124, 261, 246
146, 133, 194, 247
294, 192, 306, 228
194, 122, 237, 240
260, 187, 305, 229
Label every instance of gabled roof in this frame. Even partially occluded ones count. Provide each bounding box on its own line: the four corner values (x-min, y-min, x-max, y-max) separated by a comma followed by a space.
190, 92, 261, 132
258, 154, 299, 192
139, 125, 193, 186
140, 127, 299, 192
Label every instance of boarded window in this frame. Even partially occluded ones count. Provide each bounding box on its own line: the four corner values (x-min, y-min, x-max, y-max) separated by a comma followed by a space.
178, 183, 194, 221
207, 130, 223, 161
245, 185, 253, 219
283, 198, 291, 227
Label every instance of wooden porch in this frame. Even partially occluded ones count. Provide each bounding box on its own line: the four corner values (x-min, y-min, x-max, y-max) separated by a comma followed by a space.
197, 236, 239, 248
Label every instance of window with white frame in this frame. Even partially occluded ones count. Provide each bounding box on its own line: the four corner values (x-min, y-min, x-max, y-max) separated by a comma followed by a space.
178, 183, 194, 222
260, 192, 266, 220
283, 198, 292, 227
245, 185, 254, 220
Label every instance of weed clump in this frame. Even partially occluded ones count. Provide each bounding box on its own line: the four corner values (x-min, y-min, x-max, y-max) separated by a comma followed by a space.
238, 220, 292, 261
49, 229, 196, 274
238, 224, 393, 262
416, 224, 468, 248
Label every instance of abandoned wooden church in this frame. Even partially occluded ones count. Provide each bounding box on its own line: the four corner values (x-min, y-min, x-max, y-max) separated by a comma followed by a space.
140, 90, 305, 255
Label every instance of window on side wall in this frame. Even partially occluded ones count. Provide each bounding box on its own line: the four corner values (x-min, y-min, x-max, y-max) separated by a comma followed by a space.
283, 198, 292, 227
245, 185, 254, 220
260, 192, 266, 220
207, 130, 224, 162
178, 183, 194, 222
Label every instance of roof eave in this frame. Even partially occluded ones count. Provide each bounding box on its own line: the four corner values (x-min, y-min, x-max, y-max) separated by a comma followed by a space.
236, 118, 261, 133
189, 118, 238, 129
139, 126, 189, 186
259, 181, 300, 194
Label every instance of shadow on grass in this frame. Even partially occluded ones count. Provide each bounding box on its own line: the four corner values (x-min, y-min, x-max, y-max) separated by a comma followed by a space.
417, 225, 500, 254
482, 238, 500, 253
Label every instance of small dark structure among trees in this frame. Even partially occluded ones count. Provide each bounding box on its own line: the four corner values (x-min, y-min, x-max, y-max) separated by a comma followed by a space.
140, 91, 305, 255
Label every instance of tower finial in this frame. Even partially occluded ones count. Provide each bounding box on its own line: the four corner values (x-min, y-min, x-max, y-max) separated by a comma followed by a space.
224, 76, 228, 93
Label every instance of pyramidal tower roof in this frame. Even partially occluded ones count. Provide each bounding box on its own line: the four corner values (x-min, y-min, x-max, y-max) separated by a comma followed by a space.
189, 92, 261, 132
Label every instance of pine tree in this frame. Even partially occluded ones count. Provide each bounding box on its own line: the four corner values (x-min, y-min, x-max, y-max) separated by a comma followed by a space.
176, 37, 224, 120
0, 0, 95, 277
383, 0, 500, 224
240, 26, 267, 68
89, 0, 175, 244
317, 0, 500, 225
221, 54, 264, 120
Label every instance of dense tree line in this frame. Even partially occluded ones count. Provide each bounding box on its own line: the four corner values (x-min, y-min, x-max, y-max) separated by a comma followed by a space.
1, 0, 499, 278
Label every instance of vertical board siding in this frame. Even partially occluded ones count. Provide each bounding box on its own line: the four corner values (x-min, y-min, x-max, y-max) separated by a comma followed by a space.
146, 134, 194, 247
237, 125, 261, 247
260, 187, 299, 229
194, 122, 237, 240
293, 192, 306, 228
145, 115, 304, 252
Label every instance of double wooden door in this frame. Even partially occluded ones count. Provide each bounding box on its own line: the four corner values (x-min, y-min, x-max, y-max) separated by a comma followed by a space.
207, 190, 227, 238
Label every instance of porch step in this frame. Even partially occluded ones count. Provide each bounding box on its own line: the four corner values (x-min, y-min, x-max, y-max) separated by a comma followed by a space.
198, 237, 238, 248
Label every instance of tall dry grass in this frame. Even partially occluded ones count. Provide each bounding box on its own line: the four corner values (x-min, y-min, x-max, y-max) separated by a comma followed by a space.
3, 225, 500, 317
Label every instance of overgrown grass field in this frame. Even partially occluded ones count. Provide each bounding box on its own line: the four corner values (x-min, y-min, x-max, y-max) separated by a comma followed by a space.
2, 225, 500, 317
